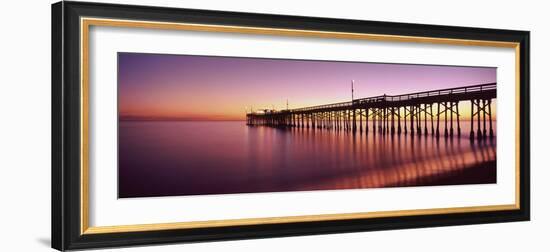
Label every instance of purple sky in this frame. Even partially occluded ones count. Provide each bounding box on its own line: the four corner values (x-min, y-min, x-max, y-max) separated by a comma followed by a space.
118, 53, 496, 120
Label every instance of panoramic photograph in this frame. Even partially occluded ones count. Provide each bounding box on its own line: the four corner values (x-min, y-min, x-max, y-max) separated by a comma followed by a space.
117, 52, 497, 198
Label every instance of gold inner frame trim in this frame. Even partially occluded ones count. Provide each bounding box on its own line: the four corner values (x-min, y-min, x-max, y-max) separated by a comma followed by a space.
80, 17, 522, 235
85, 204, 517, 234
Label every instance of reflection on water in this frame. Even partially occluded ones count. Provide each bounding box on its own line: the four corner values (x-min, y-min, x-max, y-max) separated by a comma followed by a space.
118, 121, 496, 198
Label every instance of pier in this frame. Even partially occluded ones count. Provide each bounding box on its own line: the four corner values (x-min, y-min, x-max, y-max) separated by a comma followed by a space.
246, 83, 496, 141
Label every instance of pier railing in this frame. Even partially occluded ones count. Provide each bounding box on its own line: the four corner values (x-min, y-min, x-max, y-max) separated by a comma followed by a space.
369, 83, 496, 103
248, 83, 496, 115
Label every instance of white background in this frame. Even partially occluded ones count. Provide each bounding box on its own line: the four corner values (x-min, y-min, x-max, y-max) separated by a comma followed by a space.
0, 0, 547, 251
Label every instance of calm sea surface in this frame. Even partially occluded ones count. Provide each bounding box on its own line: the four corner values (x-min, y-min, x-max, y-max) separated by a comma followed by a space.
119, 121, 496, 198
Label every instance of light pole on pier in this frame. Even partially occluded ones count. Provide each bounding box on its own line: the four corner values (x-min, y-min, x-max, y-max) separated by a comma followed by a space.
351, 80, 355, 101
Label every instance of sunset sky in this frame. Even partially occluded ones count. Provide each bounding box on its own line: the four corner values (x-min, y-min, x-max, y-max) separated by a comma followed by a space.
118, 53, 496, 121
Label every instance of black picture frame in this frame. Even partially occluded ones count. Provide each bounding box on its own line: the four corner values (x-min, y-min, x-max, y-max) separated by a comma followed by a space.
52, 1, 530, 251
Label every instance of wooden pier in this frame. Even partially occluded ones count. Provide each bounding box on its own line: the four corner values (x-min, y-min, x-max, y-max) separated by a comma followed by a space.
246, 83, 496, 141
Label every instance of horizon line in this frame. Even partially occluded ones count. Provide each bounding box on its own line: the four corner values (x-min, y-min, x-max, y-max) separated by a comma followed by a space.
120, 117, 246, 122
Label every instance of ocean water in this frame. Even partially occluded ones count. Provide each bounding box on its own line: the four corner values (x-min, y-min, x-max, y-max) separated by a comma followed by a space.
118, 120, 496, 198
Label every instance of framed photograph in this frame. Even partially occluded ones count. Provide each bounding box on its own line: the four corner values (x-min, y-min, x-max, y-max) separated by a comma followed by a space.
52, 1, 530, 250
